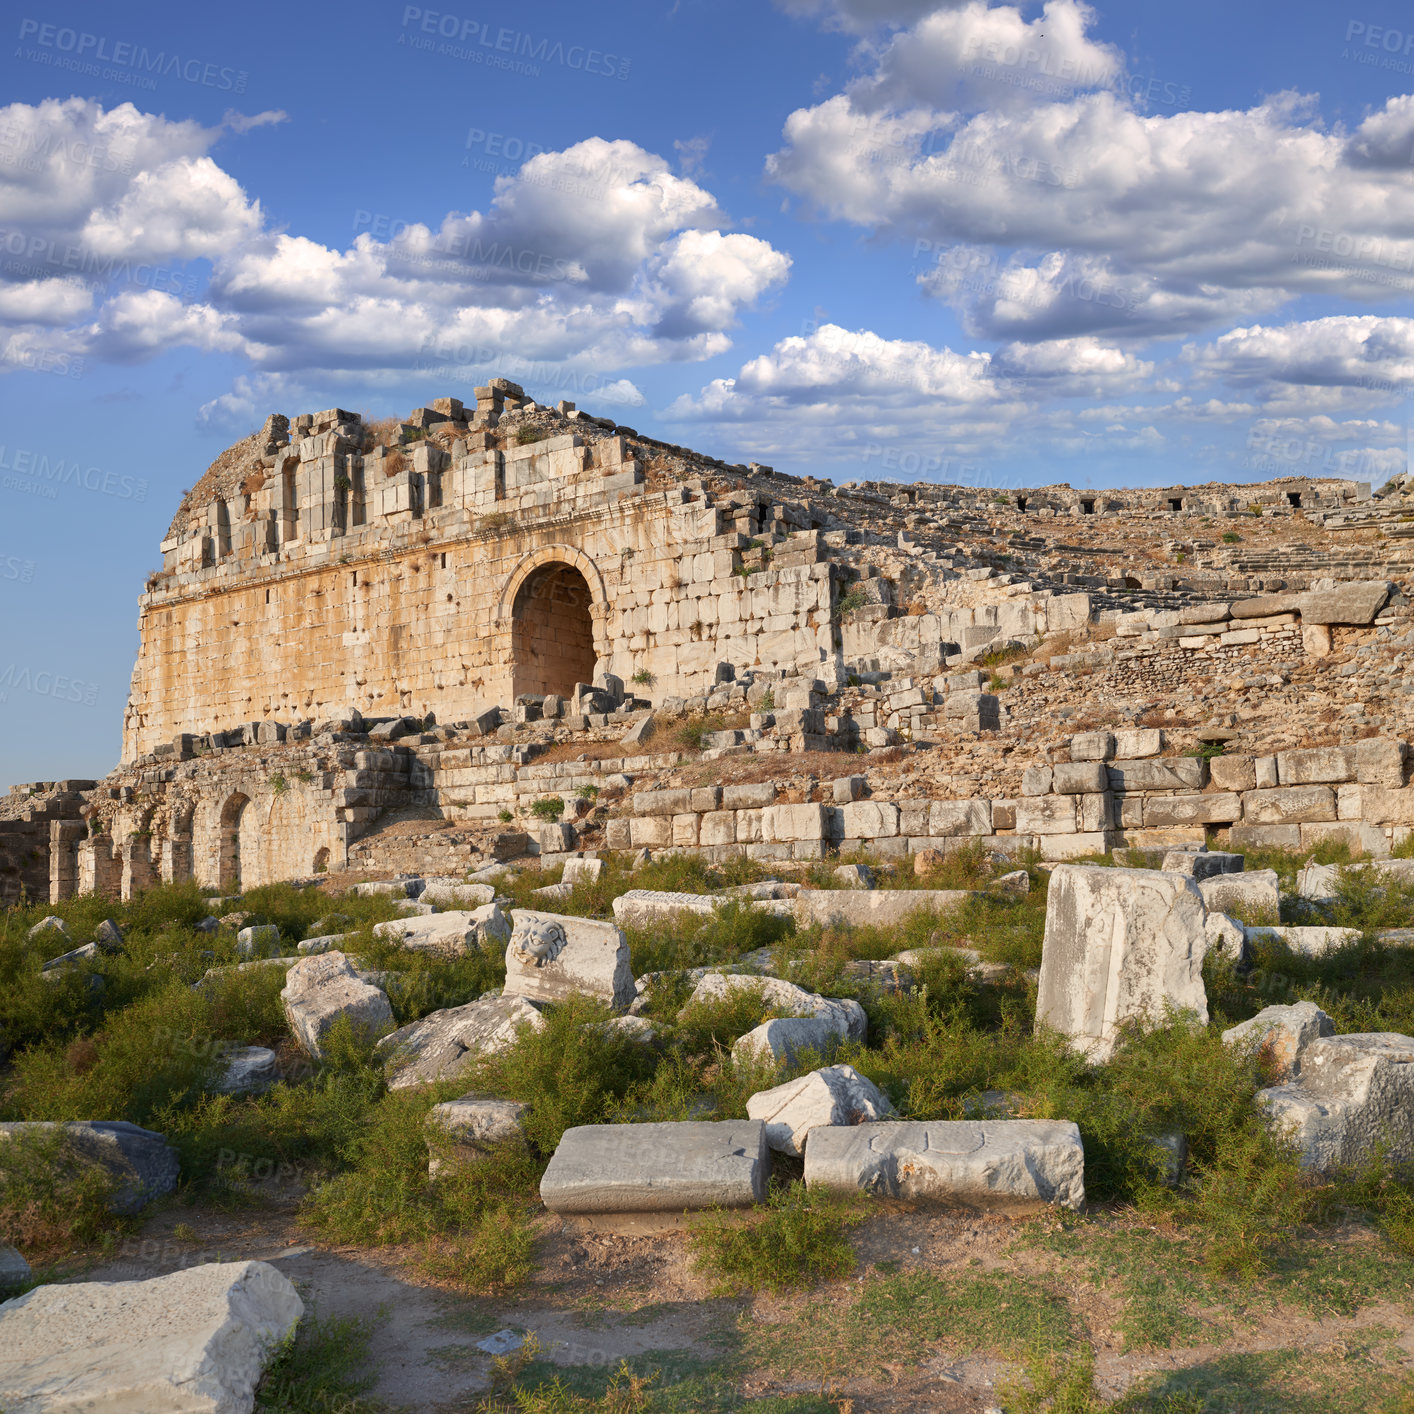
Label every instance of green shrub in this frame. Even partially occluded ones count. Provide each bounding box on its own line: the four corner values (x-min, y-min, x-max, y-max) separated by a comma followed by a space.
690, 1184, 863, 1292
530, 796, 565, 822
255, 1309, 381, 1414
0, 1125, 122, 1262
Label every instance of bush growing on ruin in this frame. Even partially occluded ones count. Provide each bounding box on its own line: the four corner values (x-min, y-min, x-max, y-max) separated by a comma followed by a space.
530, 796, 565, 821
0, 1125, 122, 1263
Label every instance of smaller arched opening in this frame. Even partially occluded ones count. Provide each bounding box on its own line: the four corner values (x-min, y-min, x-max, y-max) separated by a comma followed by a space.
1124, 575, 1143, 590
313, 846, 331, 875
511, 561, 599, 699
218, 793, 250, 891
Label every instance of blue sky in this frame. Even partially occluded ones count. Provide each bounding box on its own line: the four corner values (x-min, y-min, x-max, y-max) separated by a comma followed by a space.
2, 0, 1413, 782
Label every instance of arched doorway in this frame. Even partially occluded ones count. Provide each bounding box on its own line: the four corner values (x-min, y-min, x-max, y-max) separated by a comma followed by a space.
313, 846, 330, 874
511, 562, 598, 699
218, 793, 250, 891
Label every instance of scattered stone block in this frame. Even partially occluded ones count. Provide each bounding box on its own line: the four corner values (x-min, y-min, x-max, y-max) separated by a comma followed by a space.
1036, 865, 1209, 1061
1258, 1032, 1414, 1172
1244, 925, 1362, 957
804, 1119, 1085, 1211
1198, 869, 1280, 917
1297, 579, 1391, 626
540, 1120, 768, 1218
611, 890, 720, 927
995, 869, 1030, 895
420, 879, 496, 908
373, 908, 504, 957
93, 919, 124, 951
0, 1244, 29, 1293
280, 952, 393, 1060
503, 910, 635, 1011
379, 995, 546, 1090
1222, 1002, 1333, 1081
235, 923, 281, 958
213, 1046, 279, 1096
747, 1064, 895, 1156
0, 1120, 179, 1215
427, 1095, 529, 1174
683, 972, 866, 1044
1161, 850, 1243, 880
25, 916, 71, 944
1204, 911, 1247, 962
792, 888, 969, 928
0, 1260, 302, 1414
833, 863, 875, 890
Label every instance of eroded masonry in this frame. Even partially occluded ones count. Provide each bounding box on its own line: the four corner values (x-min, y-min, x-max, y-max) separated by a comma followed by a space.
10, 375, 1414, 902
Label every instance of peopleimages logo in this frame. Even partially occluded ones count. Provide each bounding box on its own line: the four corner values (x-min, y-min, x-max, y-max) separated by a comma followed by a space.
398, 8, 631, 80
15, 19, 249, 91
0, 445, 148, 501
0, 665, 100, 707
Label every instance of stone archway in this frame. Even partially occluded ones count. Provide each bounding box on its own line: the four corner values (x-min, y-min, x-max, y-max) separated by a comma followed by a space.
313, 846, 330, 875
218, 792, 250, 890
510, 561, 599, 699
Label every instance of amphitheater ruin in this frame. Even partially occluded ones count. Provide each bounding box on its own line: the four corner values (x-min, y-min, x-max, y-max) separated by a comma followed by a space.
3, 375, 1414, 906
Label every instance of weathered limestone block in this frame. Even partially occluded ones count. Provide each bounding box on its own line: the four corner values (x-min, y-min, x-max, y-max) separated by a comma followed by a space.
1358, 786, 1414, 825
26, 915, 71, 943
1068, 731, 1115, 761
1016, 796, 1077, 835
1222, 1002, 1333, 1081
428, 1095, 529, 1150
1297, 579, 1391, 625
1244, 925, 1362, 957
1204, 911, 1247, 962
0, 1121, 179, 1216
373, 907, 507, 957
1354, 738, 1406, 788
838, 801, 900, 839
1021, 766, 1053, 797
746, 1064, 895, 1156
1144, 794, 1243, 827
1243, 786, 1337, 824
212, 1046, 279, 1096
792, 888, 969, 928
1113, 728, 1163, 758
503, 910, 634, 1011
1198, 869, 1280, 916
929, 799, 993, 835
733, 1016, 847, 1067
1258, 1033, 1414, 1172
1106, 758, 1205, 791
611, 889, 721, 927
1036, 866, 1209, 1061
1209, 755, 1257, 792
280, 952, 393, 1060
1053, 762, 1107, 794
804, 1119, 1085, 1211
1161, 850, 1243, 880
379, 995, 546, 1089
684, 973, 866, 1041
540, 1120, 768, 1214
0, 1260, 303, 1414
761, 803, 827, 843
420, 879, 496, 907
1276, 747, 1353, 786
234, 924, 281, 958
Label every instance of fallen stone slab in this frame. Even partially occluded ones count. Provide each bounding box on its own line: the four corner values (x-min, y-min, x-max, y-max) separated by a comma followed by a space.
0, 1259, 302, 1414
1295, 860, 1341, 903
804, 1119, 1085, 1211
1258, 1032, 1414, 1172
1197, 868, 1280, 917
212, 1046, 279, 1097
540, 1120, 767, 1223
682, 973, 866, 1043
373, 906, 508, 957
1036, 865, 1209, 1062
379, 994, 545, 1090
0, 1244, 31, 1293
611, 890, 722, 928
747, 1064, 895, 1156
1297, 579, 1392, 626
295, 933, 350, 955
1161, 850, 1243, 880
1222, 1002, 1333, 1081
353, 878, 421, 898
1244, 925, 1362, 957
0, 1121, 178, 1215
792, 888, 970, 929
40, 942, 101, 975
419, 878, 496, 908
503, 910, 635, 1012
280, 952, 393, 1060
93, 919, 124, 951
